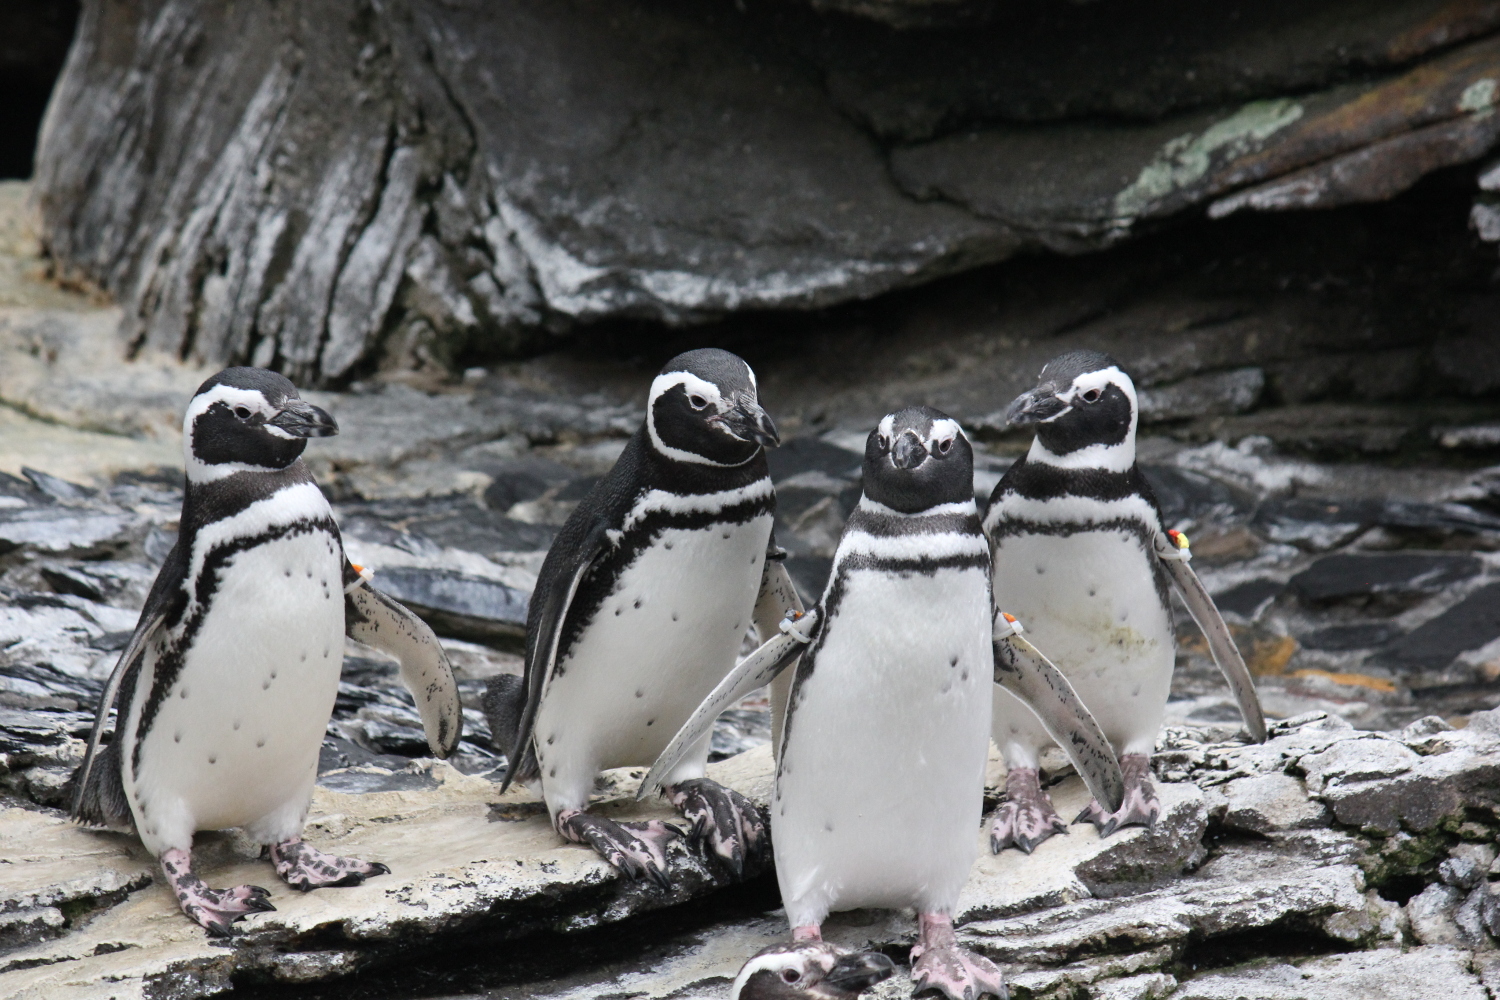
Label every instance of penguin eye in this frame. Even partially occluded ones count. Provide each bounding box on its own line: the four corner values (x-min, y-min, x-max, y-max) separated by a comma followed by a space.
688, 394, 709, 410
234, 406, 252, 419
937, 438, 953, 454
877, 435, 890, 452
782, 969, 801, 983
1081, 388, 1102, 404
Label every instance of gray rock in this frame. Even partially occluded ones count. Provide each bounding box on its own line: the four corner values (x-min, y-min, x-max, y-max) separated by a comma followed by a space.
1174, 946, 1486, 1000
1290, 552, 1481, 604
1137, 368, 1265, 423
368, 566, 529, 647
1371, 582, 1500, 671
1299, 738, 1420, 794
1219, 773, 1329, 834
1408, 884, 1468, 946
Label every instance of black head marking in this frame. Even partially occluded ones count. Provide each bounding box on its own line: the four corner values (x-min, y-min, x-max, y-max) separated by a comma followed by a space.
862, 405, 973, 514
185, 367, 338, 480
1006, 350, 1136, 457
733, 942, 895, 1000
646, 348, 778, 467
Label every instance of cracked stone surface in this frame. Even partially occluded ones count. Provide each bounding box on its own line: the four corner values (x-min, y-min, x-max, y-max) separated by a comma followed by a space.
28, 0, 1500, 382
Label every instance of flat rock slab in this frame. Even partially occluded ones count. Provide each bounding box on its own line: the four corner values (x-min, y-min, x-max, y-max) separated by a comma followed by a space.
1, 749, 772, 1000
1174, 945, 1486, 1000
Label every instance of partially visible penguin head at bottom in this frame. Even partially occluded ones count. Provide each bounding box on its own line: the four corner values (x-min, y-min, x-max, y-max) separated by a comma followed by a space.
732, 941, 895, 1000
862, 405, 974, 514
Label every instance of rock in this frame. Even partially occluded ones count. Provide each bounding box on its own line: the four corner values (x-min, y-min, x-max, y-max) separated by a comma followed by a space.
33, 0, 1500, 381
1, 749, 775, 999
1253, 498, 1500, 551
1210, 578, 1285, 620
1313, 730, 1500, 834
1290, 552, 1481, 604
367, 566, 529, 647
1409, 884, 1468, 947
1300, 623, 1402, 652
1371, 583, 1500, 672
1219, 773, 1329, 834
1299, 737, 1420, 794
1174, 945, 1486, 1000
1089, 972, 1177, 1000
1137, 367, 1265, 423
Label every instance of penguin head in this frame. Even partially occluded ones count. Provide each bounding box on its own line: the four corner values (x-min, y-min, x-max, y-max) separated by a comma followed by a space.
1006, 350, 1138, 471
731, 942, 895, 1000
645, 348, 779, 466
183, 367, 338, 483
863, 406, 973, 514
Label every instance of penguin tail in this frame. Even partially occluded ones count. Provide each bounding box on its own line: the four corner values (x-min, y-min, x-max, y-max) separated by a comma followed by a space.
68, 739, 135, 832
482, 674, 539, 785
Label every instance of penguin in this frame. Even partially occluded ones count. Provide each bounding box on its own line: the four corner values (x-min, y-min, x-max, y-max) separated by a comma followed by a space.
732, 941, 895, 1000
641, 406, 1123, 1000
985, 350, 1265, 854
483, 348, 784, 887
71, 367, 462, 936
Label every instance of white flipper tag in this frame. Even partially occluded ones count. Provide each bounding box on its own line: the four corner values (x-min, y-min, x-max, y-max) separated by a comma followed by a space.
993, 611, 1126, 813
1157, 536, 1268, 743
346, 583, 464, 758
638, 607, 820, 801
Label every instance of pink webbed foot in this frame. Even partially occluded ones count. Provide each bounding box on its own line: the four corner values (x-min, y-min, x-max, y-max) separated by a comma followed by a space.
910, 913, 1006, 1000
270, 837, 390, 892
665, 777, 768, 877
159, 848, 275, 937
557, 808, 682, 890
989, 767, 1068, 854
1075, 753, 1160, 838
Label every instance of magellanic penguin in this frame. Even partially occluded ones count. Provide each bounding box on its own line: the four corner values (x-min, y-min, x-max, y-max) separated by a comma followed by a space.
642, 406, 1124, 1000
732, 941, 895, 1000
71, 367, 462, 936
483, 348, 789, 887
985, 350, 1266, 854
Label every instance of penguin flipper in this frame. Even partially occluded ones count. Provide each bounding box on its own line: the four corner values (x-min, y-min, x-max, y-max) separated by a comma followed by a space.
638, 607, 820, 801
748, 545, 805, 760
345, 578, 463, 758
992, 615, 1126, 814
69, 605, 168, 827
1158, 554, 1268, 743
503, 519, 611, 793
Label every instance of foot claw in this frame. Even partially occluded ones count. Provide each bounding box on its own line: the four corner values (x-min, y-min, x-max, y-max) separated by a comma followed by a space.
665, 777, 768, 877
270, 838, 390, 892
159, 850, 277, 937
558, 810, 680, 889
989, 767, 1068, 855
1075, 754, 1160, 838
911, 913, 1006, 1000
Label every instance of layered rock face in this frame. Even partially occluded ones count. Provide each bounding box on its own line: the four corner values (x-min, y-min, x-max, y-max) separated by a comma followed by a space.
31, 0, 1500, 384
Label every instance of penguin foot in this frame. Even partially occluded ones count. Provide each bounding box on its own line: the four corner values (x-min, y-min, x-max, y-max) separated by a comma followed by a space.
910, 912, 1006, 1000
557, 809, 681, 890
988, 767, 1068, 854
160, 848, 276, 937
270, 837, 391, 892
665, 777, 768, 877
1074, 754, 1160, 838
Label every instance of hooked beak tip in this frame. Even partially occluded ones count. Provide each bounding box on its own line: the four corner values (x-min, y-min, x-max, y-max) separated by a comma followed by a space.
270, 401, 339, 438
1005, 388, 1063, 427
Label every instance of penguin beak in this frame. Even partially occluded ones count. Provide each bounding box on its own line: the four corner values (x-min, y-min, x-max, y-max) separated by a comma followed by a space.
1005, 385, 1068, 427
824, 951, 896, 993
716, 396, 780, 449
268, 399, 340, 438
890, 431, 927, 470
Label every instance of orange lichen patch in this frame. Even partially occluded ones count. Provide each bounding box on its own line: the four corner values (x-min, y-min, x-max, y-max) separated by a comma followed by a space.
1289, 669, 1399, 694
1247, 635, 1300, 676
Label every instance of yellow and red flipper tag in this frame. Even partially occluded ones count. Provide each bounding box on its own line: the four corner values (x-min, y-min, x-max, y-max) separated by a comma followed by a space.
1167, 529, 1191, 550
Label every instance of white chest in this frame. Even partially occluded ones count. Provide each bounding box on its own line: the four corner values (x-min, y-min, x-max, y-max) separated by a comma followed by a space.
535, 513, 774, 779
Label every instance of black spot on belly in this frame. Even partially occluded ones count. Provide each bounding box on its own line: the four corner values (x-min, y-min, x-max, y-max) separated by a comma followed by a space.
950, 655, 958, 667
634, 598, 642, 609
671, 612, 679, 622
549, 767, 556, 777
546, 734, 555, 745
208, 755, 217, 764
635, 689, 644, 698
233, 720, 240, 731
614, 608, 622, 616
824, 822, 833, 832
647, 719, 655, 727
174, 732, 181, 743
263, 680, 271, 690
1036, 564, 1045, 574
665, 541, 674, 550
256, 738, 265, 748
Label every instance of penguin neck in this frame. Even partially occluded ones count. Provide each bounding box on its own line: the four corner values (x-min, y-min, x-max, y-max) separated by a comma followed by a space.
181, 460, 319, 532
1026, 425, 1137, 475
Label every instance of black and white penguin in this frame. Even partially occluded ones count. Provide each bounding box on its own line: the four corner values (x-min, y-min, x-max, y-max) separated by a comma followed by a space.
986, 350, 1265, 853
71, 367, 461, 936
731, 941, 895, 1000
484, 348, 785, 886
641, 405, 1124, 1000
